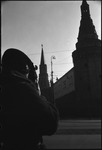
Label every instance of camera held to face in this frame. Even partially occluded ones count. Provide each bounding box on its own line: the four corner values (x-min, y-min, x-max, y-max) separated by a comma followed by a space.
28, 63, 38, 90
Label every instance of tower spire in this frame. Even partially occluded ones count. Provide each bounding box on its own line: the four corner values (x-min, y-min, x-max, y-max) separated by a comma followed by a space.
40, 44, 45, 65
77, 0, 98, 44
39, 44, 49, 93
81, 0, 90, 17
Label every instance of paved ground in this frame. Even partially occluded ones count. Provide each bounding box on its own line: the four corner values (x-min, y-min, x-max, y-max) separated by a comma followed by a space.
43, 120, 101, 149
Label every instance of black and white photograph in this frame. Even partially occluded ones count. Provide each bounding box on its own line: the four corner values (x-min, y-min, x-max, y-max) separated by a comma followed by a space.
0, 0, 101, 149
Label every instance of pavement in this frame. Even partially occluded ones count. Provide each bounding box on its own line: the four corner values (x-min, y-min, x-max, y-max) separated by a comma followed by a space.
43, 120, 101, 149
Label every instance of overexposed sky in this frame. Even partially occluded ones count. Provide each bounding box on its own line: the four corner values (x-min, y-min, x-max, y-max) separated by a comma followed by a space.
1, 1, 101, 82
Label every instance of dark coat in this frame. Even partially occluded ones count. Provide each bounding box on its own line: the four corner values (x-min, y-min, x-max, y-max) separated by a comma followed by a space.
0, 71, 59, 149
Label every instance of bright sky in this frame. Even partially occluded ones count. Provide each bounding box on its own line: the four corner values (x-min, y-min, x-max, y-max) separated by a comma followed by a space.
1, 1, 101, 82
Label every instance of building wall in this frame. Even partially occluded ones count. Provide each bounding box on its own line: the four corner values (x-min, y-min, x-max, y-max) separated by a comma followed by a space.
55, 91, 76, 119
88, 48, 101, 101
54, 45, 101, 119
54, 68, 75, 100
72, 50, 91, 102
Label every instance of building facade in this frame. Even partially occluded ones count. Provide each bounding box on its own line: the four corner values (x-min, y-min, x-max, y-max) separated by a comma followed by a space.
39, 0, 101, 119
72, 0, 101, 118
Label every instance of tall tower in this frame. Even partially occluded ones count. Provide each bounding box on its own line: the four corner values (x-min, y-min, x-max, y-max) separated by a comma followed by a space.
39, 45, 49, 95
72, 0, 101, 118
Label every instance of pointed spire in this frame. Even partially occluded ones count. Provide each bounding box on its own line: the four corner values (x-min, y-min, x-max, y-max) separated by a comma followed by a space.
77, 0, 98, 42
39, 44, 50, 92
40, 44, 45, 65
81, 0, 90, 17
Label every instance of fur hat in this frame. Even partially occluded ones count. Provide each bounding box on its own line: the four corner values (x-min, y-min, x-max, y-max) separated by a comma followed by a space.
2, 48, 32, 73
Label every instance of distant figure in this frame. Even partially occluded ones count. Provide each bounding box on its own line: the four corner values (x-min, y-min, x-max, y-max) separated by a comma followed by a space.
0, 48, 59, 150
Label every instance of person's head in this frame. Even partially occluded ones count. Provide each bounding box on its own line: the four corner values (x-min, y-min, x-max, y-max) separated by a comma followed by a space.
1, 48, 32, 78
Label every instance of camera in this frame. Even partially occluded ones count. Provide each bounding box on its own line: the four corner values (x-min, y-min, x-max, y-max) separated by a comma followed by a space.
28, 63, 38, 90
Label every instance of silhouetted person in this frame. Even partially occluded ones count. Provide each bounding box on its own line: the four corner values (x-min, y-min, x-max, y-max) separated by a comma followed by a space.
0, 48, 59, 150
